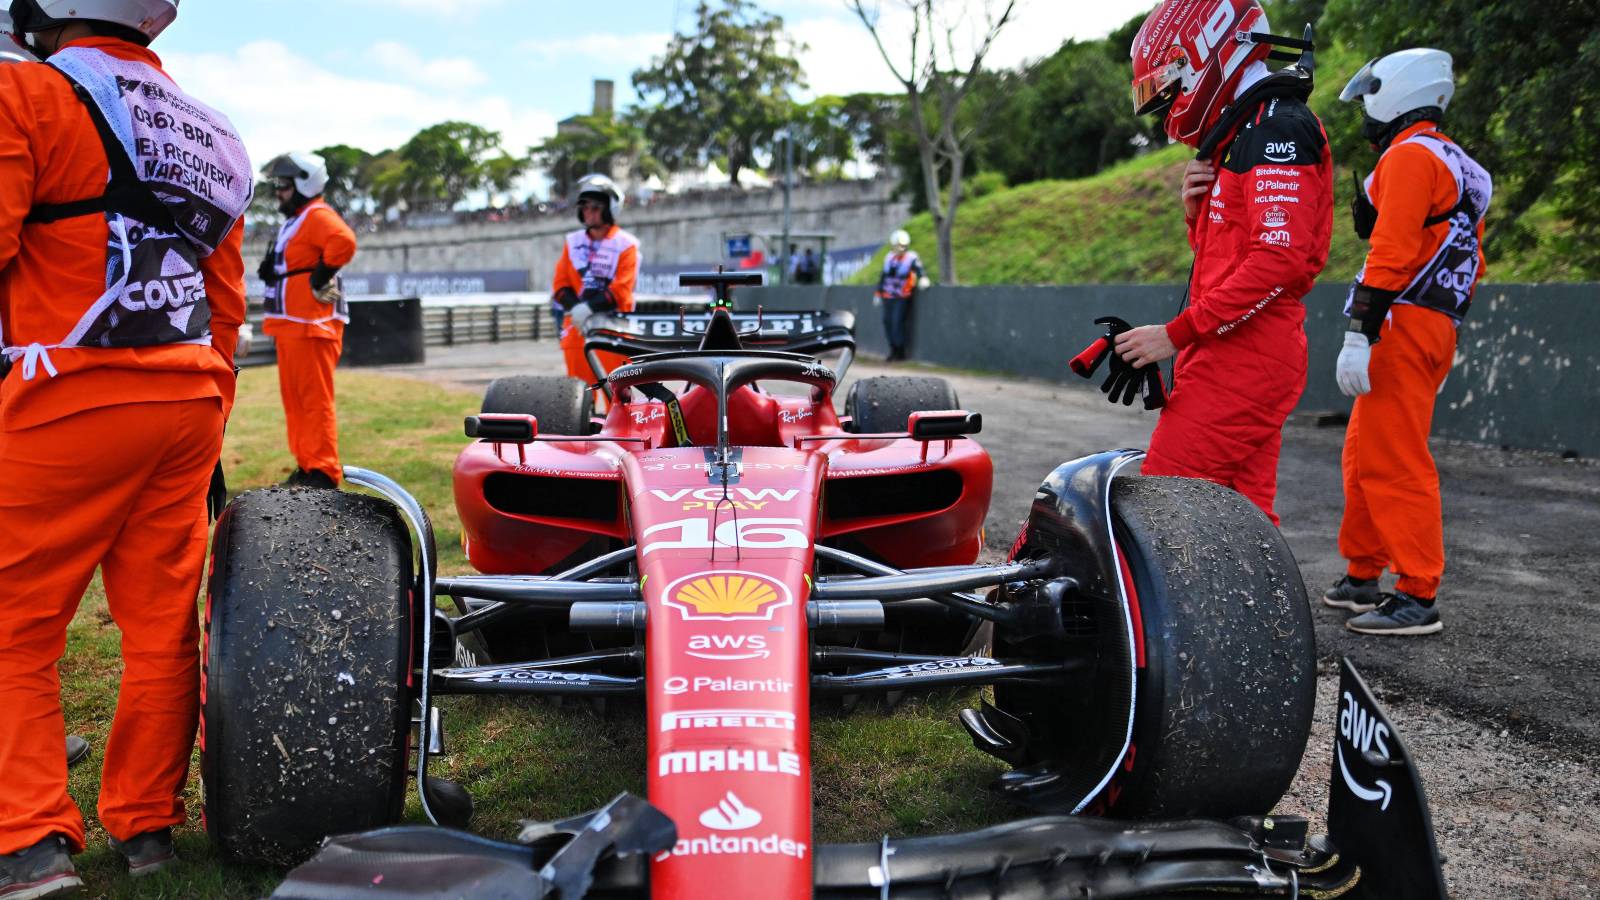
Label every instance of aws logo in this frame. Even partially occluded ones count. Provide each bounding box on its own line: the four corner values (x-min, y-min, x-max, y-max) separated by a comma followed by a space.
666, 571, 793, 621
1264, 141, 1297, 163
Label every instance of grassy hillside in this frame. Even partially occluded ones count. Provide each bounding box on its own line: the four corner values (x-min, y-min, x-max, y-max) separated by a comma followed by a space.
861, 46, 1577, 286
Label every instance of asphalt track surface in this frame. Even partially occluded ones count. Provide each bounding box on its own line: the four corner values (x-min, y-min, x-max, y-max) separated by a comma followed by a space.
379, 339, 1600, 896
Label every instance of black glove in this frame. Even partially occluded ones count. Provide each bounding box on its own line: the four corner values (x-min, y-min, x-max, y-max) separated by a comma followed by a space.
1071, 316, 1167, 410
552, 287, 578, 311
580, 285, 617, 313
207, 460, 228, 522
257, 253, 279, 286
309, 260, 339, 292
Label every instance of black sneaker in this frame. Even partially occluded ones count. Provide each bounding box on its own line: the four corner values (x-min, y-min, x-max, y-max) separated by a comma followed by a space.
1322, 575, 1381, 612
0, 835, 81, 898
64, 737, 89, 769
1346, 592, 1443, 636
107, 828, 176, 879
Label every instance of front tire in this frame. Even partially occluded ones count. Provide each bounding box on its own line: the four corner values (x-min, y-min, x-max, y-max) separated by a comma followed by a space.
844, 375, 959, 433
481, 374, 592, 435
201, 488, 414, 866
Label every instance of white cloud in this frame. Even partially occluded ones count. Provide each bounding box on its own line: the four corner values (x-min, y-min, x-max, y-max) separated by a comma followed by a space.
349, 0, 504, 16
519, 32, 672, 68
162, 40, 556, 162
368, 41, 489, 91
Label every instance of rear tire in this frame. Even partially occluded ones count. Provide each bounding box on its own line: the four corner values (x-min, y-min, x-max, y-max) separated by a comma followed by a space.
482, 375, 592, 435
844, 376, 959, 433
202, 488, 414, 866
1108, 475, 1315, 817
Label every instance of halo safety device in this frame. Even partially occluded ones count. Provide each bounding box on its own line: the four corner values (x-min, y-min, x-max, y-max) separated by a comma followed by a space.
261, 151, 329, 199
7, 0, 178, 42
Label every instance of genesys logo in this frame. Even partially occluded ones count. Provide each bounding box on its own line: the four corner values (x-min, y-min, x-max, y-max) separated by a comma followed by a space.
699, 791, 762, 831
660, 708, 796, 733
663, 675, 794, 696
659, 748, 802, 777
687, 633, 769, 660
665, 571, 794, 621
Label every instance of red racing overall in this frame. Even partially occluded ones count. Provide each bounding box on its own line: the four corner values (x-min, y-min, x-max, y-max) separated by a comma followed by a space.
1146, 78, 1334, 525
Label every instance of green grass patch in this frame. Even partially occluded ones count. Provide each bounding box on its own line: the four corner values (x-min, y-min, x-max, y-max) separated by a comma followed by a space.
58, 366, 1013, 896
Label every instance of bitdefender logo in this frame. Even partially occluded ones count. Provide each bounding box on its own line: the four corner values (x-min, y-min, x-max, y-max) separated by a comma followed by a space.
699, 792, 761, 831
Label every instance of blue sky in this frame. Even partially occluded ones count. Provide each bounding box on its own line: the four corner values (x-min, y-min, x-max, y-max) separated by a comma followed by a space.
152, 0, 1151, 189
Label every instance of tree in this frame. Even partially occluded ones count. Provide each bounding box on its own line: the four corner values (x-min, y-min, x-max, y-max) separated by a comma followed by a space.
631, 0, 805, 185
532, 114, 654, 199
312, 144, 375, 214
1320, 0, 1600, 275
395, 121, 506, 208
849, 0, 1019, 284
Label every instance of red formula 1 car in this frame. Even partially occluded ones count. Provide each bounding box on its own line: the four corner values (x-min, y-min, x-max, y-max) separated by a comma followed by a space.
201, 272, 1446, 898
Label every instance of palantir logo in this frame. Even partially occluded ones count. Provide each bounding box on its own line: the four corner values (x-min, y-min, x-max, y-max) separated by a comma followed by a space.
699, 792, 762, 831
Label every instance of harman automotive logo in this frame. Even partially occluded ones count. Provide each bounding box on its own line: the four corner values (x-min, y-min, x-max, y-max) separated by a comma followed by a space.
658, 748, 801, 777
660, 709, 796, 732
666, 572, 793, 621
699, 792, 762, 831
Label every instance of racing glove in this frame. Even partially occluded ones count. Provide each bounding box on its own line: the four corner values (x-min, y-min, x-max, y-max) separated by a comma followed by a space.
257, 252, 280, 286
1350, 171, 1378, 240
1336, 331, 1373, 397
1070, 316, 1167, 410
552, 286, 577, 312
580, 284, 617, 313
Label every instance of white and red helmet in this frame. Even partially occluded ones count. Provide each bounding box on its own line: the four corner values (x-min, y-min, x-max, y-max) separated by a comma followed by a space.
1129, 0, 1275, 148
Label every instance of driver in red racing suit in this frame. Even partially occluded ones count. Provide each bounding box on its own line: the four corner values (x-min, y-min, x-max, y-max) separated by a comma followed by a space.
1116, 0, 1332, 525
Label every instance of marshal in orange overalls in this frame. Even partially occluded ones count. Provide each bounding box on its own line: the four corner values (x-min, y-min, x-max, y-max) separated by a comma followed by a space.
260, 198, 357, 485
0, 36, 248, 855
1339, 122, 1490, 599
554, 224, 638, 387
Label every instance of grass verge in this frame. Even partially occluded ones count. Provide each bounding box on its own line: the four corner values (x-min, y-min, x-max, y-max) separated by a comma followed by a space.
58, 365, 1012, 897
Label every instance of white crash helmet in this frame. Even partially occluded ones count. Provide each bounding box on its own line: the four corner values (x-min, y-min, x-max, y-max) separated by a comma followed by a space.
1339, 48, 1454, 123
572, 173, 623, 225
0, 11, 38, 62
890, 229, 911, 251
261, 151, 329, 198
6, 0, 178, 42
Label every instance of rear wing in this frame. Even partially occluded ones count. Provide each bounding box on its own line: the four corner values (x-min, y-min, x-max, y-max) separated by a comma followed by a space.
582, 310, 856, 390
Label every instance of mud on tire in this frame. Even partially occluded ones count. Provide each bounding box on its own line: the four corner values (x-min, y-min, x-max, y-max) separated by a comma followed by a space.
202, 488, 414, 866
844, 375, 959, 433
481, 374, 592, 435
1109, 475, 1316, 817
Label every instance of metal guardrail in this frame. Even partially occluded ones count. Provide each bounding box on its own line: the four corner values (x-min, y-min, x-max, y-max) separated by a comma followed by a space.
425, 304, 548, 346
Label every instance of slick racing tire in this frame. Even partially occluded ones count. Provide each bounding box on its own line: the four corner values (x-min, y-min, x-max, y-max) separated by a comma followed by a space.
482, 374, 593, 435
202, 488, 415, 866
844, 375, 959, 433
1109, 476, 1315, 817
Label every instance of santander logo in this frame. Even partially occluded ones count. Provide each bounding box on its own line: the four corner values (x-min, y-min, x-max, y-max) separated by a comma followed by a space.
699, 792, 762, 831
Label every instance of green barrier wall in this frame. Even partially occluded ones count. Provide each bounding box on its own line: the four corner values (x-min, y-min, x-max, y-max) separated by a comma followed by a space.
742, 283, 1599, 456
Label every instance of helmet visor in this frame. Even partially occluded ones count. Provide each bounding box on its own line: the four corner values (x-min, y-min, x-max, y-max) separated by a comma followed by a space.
1340, 59, 1381, 102
1131, 57, 1184, 116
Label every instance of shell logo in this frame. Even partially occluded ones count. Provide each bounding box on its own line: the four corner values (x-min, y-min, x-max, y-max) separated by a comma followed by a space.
664, 570, 793, 621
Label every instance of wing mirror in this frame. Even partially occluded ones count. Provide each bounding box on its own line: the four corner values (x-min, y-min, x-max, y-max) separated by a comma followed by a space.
465, 414, 538, 443
908, 410, 981, 439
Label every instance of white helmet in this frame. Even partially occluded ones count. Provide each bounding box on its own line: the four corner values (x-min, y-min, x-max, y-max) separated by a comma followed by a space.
1340, 48, 1454, 124
890, 229, 910, 251
261, 151, 329, 198
571, 173, 623, 225
7, 0, 178, 43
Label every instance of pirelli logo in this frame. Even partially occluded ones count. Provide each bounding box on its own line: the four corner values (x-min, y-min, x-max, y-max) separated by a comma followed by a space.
660, 709, 797, 732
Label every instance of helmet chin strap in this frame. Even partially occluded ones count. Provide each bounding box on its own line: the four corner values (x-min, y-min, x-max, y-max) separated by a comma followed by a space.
1365, 107, 1443, 151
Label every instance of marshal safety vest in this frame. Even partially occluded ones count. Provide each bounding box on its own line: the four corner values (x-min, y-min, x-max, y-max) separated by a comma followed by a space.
262, 198, 349, 327
3, 46, 251, 380
1346, 131, 1492, 323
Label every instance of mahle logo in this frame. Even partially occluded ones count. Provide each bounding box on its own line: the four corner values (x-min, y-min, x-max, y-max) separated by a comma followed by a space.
666, 572, 792, 621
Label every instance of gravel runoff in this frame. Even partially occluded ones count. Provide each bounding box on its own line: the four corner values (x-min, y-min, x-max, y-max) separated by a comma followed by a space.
376, 339, 1600, 899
